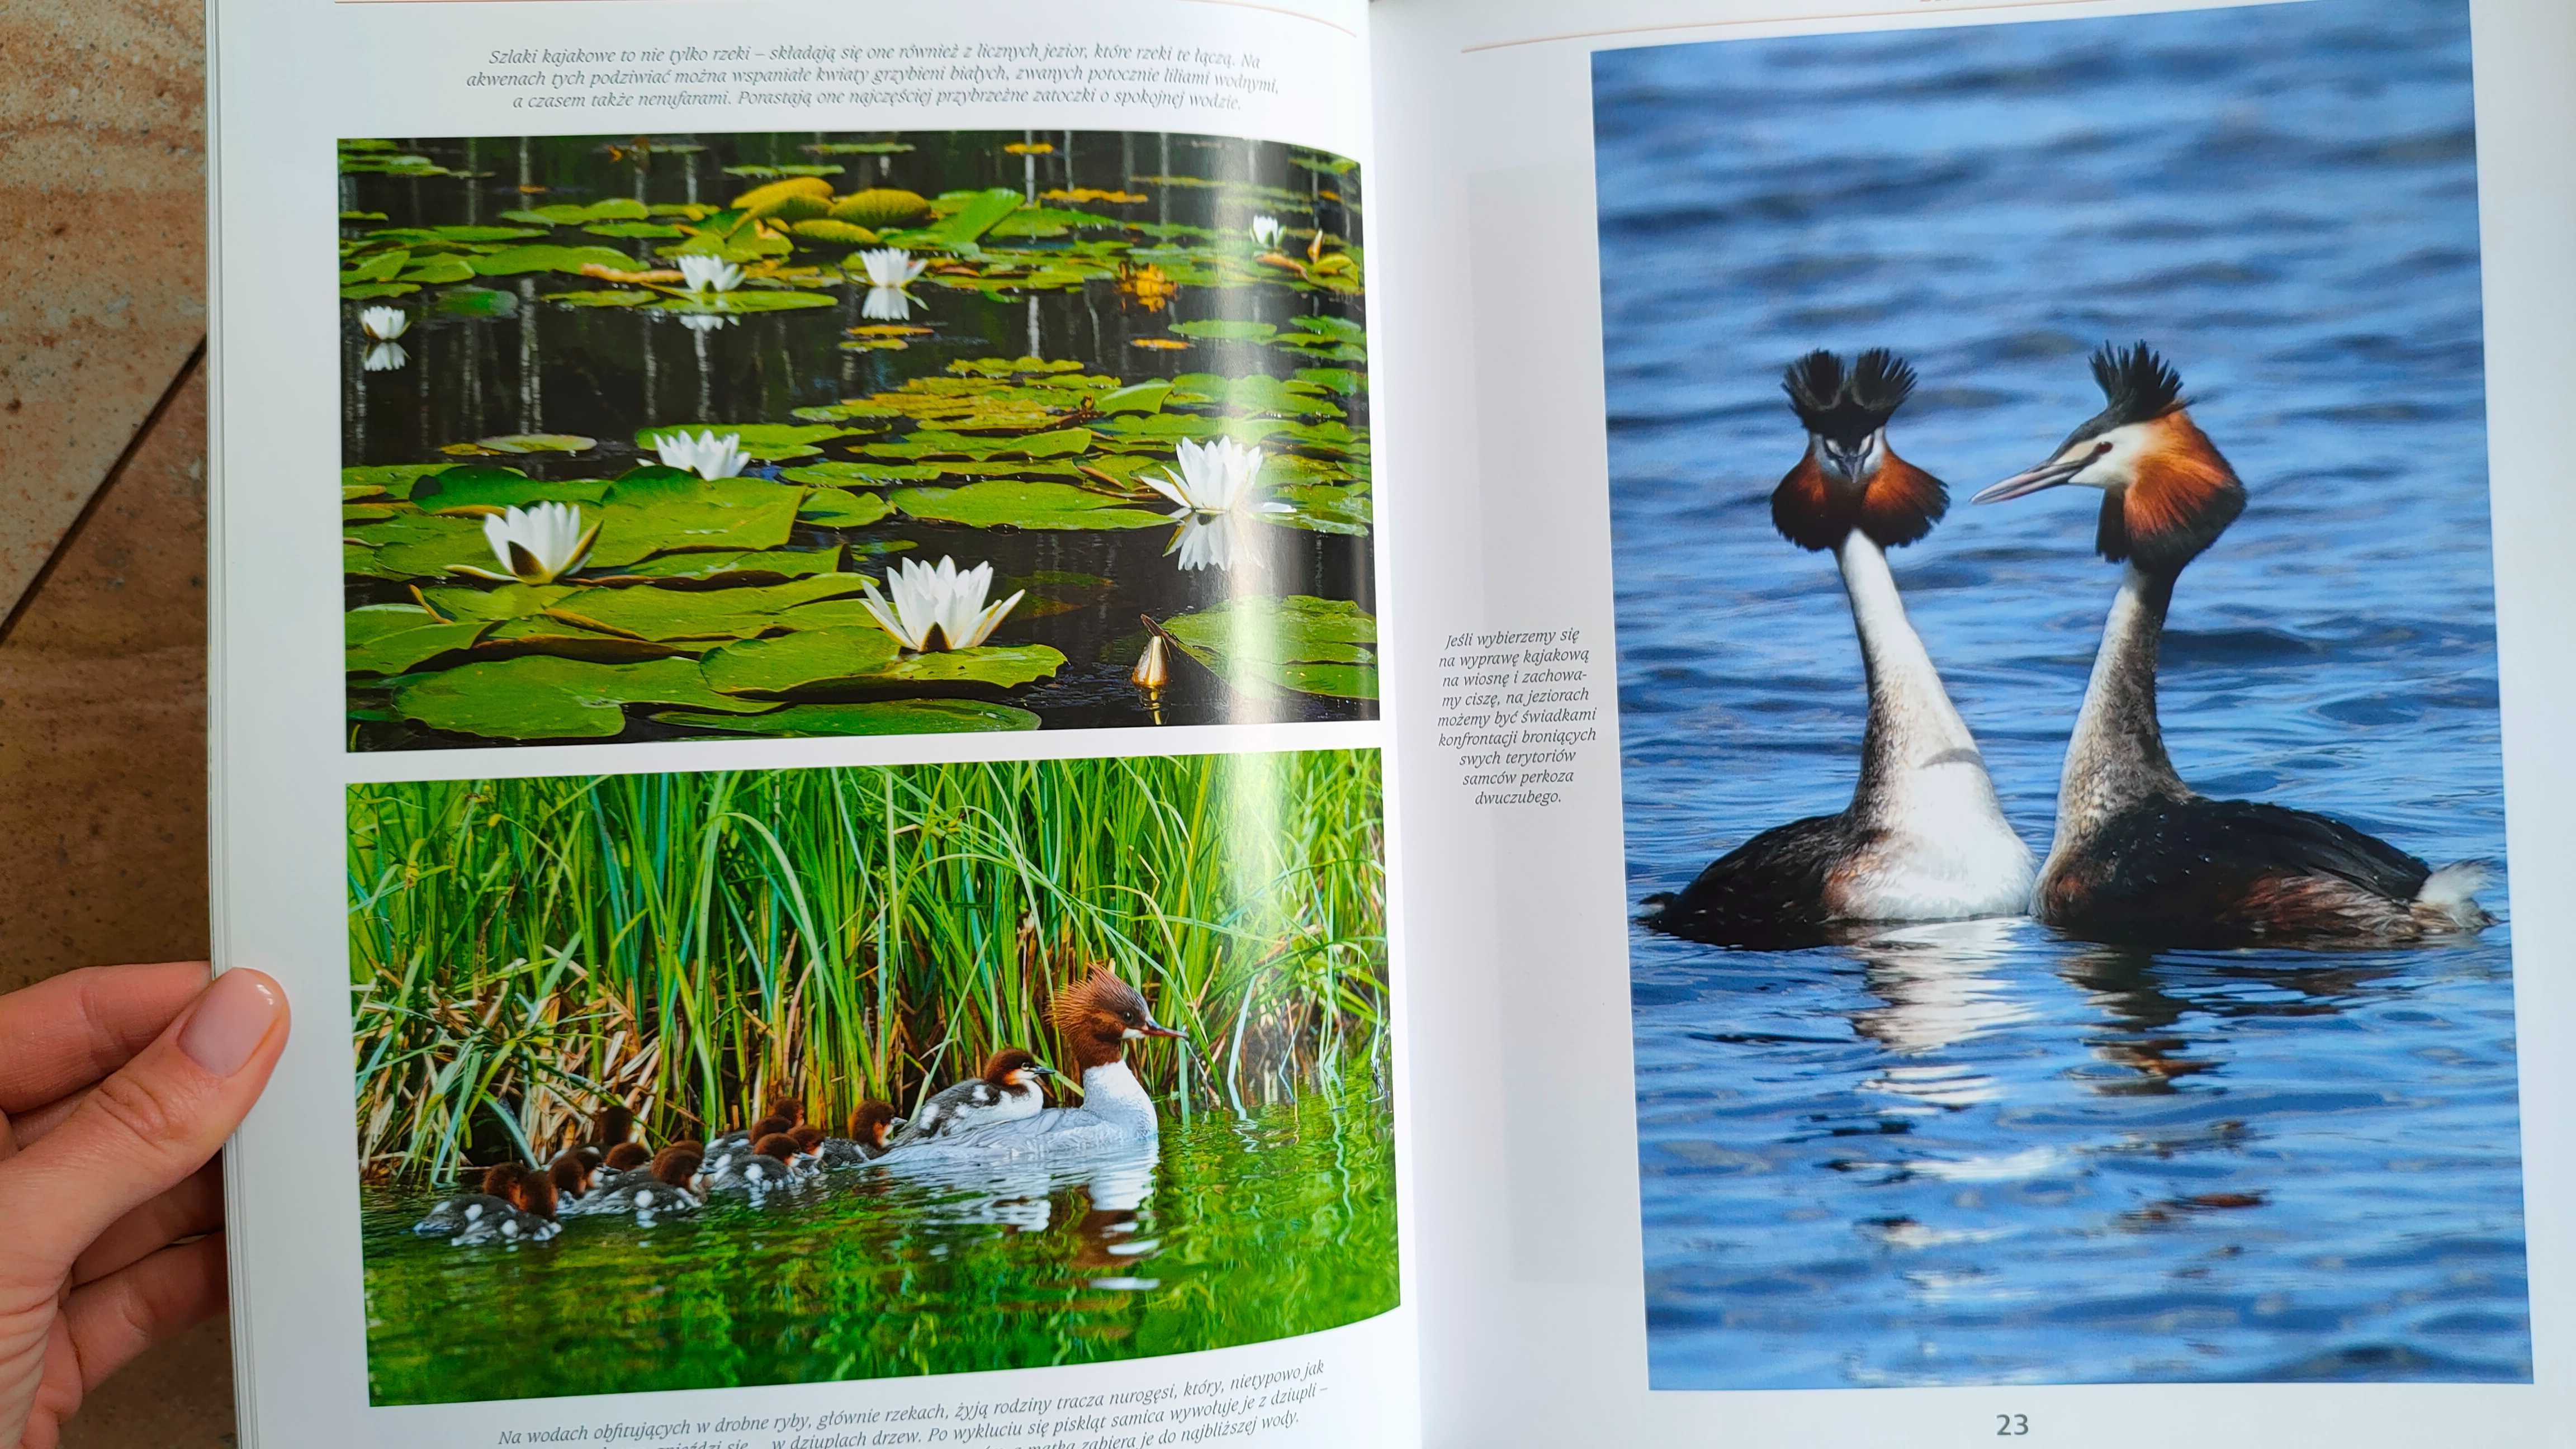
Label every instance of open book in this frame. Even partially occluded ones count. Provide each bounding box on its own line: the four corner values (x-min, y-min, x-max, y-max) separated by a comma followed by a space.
206, 0, 2576, 1442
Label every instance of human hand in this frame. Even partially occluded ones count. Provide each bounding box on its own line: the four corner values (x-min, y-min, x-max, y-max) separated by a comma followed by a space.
0, 963, 288, 1449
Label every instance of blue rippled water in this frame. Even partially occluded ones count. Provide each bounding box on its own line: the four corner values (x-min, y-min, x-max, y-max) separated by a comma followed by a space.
1594, 0, 2527, 1389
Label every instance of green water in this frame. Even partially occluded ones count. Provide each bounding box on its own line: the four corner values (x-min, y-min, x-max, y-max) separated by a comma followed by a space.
359, 1091, 1397, 1405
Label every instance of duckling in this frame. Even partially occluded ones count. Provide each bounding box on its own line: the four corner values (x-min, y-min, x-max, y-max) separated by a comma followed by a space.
450, 1164, 561, 1245
815, 1101, 902, 1167
708, 1132, 808, 1197
892, 1049, 1058, 1146
411, 1162, 528, 1239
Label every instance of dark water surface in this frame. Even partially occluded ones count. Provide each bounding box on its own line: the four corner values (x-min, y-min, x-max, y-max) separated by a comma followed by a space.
361, 1091, 1396, 1405
1595, 0, 2526, 1389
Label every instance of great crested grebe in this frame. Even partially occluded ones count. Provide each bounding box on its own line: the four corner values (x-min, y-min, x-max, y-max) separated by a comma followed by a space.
1974, 342, 2493, 946
1643, 349, 2034, 947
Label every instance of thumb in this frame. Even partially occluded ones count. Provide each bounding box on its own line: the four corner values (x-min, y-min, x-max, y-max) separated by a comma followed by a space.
0, 970, 287, 1280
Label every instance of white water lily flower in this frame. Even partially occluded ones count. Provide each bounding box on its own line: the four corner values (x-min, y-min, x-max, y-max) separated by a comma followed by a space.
676, 255, 743, 294
359, 306, 410, 342
456, 503, 597, 585
1145, 438, 1292, 572
362, 342, 409, 372
648, 429, 752, 481
858, 555, 1025, 653
678, 312, 735, 334
856, 248, 929, 288
1249, 215, 1285, 249
860, 285, 915, 323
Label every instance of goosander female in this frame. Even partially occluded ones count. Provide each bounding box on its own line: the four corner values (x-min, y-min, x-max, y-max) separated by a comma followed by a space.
1644, 349, 2033, 947
893, 1049, 1059, 1145
1973, 342, 2493, 945
879, 969, 1182, 1164
600, 1140, 651, 1175
815, 1101, 902, 1167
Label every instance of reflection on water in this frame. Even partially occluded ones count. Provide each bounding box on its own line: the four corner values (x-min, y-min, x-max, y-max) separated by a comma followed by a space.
359, 1091, 1397, 1405
1600, 0, 2526, 1389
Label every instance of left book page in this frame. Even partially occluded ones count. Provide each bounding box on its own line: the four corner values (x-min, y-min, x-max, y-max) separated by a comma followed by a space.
205, 2, 1410, 1446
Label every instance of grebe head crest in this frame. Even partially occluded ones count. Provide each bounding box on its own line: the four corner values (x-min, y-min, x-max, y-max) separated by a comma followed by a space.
1974, 342, 2246, 573
1772, 347, 1949, 552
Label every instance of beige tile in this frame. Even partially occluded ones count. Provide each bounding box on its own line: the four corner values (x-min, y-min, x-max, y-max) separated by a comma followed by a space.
0, 0, 207, 620
0, 365, 210, 994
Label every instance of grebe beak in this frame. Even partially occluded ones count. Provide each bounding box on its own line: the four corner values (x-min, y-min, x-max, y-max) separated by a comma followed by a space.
1974, 455, 2089, 504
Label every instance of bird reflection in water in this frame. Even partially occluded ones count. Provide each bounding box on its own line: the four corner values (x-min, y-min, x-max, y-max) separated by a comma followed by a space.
1838, 917, 2030, 1114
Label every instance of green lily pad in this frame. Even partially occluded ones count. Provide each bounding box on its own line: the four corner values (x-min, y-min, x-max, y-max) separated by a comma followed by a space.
636, 422, 854, 461
397, 255, 480, 285
595, 547, 845, 584
538, 572, 873, 642
890, 481, 1171, 531
1294, 367, 1363, 396
372, 519, 506, 579
778, 460, 945, 487
346, 605, 491, 675
860, 427, 1096, 462
702, 628, 1063, 697
1170, 319, 1279, 343
390, 657, 772, 740
471, 244, 638, 277
654, 699, 1037, 736
504, 198, 651, 226
588, 475, 808, 569
1158, 595, 1378, 700
791, 219, 880, 247
1273, 484, 1373, 535
798, 488, 895, 528
411, 468, 609, 512
343, 462, 458, 499
419, 583, 580, 621
453, 433, 595, 456
585, 221, 689, 240
430, 286, 519, 319
551, 289, 656, 309
648, 289, 836, 315
339, 282, 416, 301
886, 188, 1021, 253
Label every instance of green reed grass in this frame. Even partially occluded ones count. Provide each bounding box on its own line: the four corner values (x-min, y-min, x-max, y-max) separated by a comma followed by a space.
348, 749, 1388, 1183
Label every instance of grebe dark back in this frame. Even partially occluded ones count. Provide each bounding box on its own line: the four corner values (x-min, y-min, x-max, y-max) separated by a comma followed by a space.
1644, 349, 2033, 948
1973, 342, 2493, 946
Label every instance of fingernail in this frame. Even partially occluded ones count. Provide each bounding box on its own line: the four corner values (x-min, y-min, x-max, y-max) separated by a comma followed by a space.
179, 971, 283, 1077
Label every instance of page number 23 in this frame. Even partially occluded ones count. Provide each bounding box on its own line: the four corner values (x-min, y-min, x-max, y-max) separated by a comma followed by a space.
1995, 1413, 2032, 1437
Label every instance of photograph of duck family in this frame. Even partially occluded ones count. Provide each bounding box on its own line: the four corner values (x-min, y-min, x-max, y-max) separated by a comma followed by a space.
347, 749, 1394, 1404
340, 128, 1374, 749
1596, 0, 2526, 1390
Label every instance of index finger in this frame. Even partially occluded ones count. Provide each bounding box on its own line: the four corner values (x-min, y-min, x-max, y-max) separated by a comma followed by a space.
0, 963, 213, 1112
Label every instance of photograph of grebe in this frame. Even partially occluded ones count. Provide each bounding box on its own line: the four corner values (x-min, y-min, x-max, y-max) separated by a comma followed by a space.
1598, 0, 2526, 1389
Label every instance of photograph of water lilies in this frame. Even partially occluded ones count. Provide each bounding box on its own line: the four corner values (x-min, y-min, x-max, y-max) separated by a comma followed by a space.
341, 130, 1374, 749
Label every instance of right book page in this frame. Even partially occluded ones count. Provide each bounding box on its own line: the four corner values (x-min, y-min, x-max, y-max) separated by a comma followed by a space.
1368, 0, 2576, 1442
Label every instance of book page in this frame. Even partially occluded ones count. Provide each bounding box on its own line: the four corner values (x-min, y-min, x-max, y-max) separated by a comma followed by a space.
1368, 0, 2576, 1442
207, 2, 1417, 1446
